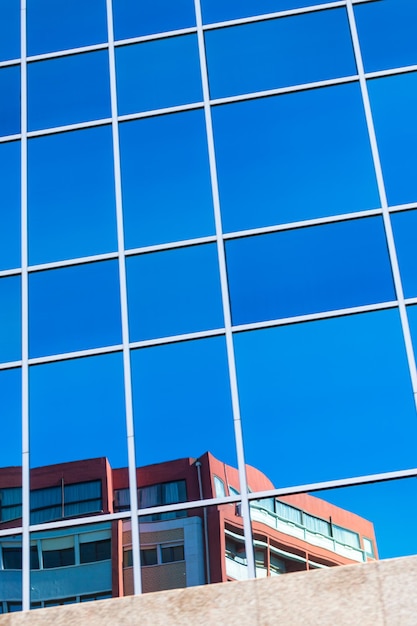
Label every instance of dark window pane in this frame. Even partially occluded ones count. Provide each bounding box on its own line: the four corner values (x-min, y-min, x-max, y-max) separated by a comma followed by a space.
369, 72, 417, 207
120, 110, 214, 248
29, 260, 122, 358
116, 35, 202, 115
205, 10, 356, 99
213, 84, 379, 232
127, 245, 223, 341
160, 545, 184, 563
113, 0, 195, 39
355, 0, 417, 72
234, 309, 417, 486
3, 547, 22, 570
0, 276, 21, 363
28, 126, 117, 265
0, 0, 20, 61
391, 210, 417, 298
27, 0, 107, 56
201, 0, 336, 23
226, 218, 394, 325
29, 353, 127, 468
28, 51, 111, 131
0, 141, 20, 271
131, 337, 237, 471
80, 539, 111, 564
0, 66, 20, 137
43, 547, 75, 569
30, 546, 39, 570
141, 548, 158, 566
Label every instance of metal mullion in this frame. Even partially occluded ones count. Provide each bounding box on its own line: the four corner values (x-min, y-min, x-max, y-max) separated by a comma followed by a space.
347, 1, 417, 409
106, 0, 142, 595
194, 0, 256, 580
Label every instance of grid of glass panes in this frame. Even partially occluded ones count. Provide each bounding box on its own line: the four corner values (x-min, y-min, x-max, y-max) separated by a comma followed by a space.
1, 0, 417, 612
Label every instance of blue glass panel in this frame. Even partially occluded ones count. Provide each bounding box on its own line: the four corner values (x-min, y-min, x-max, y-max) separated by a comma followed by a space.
202, 0, 336, 23
0, 276, 21, 363
127, 245, 223, 341
113, 0, 195, 39
391, 210, 417, 299
30, 353, 127, 468
29, 261, 122, 358
131, 337, 236, 467
119, 110, 214, 248
355, 0, 417, 72
0, 141, 20, 271
116, 35, 202, 115
0, 66, 20, 137
369, 72, 417, 207
205, 9, 356, 99
226, 217, 394, 325
406, 306, 417, 364
28, 51, 111, 131
27, 0, 107, 56
28, 127, 117, 265
234, 309, 417, 486
213, 83, 379, 232
0, 368, 21, 468
0, 0, 20, 61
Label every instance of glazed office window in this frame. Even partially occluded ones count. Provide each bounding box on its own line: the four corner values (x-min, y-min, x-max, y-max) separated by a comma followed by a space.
27, 51, 111, 131
0, 488, 22, 523
126, 245, 223, 341
226, 217, 394, 325
304, 514, 330, 537
30, 481, 102, 525
140, 548, 158, 566
113, 0, 195, 39
28, 260, 122, 358
123, 549, 133, 567
212, 83, 379, 233
0, 140, 20, 271
27, 0, 107, 55
363, 537, 375, 558
355, 0, 417, 72
0, 276, 21, 363
0, 0, 19, 61
270, 553, 286, 574
79, 539, 111, 564
0, 66, 20, 137
139, 481, 187, 509
332, 525, 360, 549
390, 210, 417, 299
201, 0, 336, 23
115, 35, 202, 115
2, 547, 21, 570
205, 9, 356, 99
161, 545, 185, 564
119, 110, 214, 248
42, 547, 75, 569
369, 72, 417, 207
275, 501, 302, 525
0, 369, 21, 473
214, 476, 226, 498
28, 126, 117, 265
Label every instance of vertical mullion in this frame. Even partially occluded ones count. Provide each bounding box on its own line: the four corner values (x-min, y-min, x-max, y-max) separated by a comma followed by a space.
346, 1, 417, 408
194, 0, 256, 579
106, 0, 142, 595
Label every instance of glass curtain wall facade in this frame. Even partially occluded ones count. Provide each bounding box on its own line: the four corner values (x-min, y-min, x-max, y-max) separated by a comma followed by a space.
1, 0, 417, 612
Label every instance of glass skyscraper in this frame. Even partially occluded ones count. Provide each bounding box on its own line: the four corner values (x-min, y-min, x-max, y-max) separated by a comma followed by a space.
1, 0, 417, 613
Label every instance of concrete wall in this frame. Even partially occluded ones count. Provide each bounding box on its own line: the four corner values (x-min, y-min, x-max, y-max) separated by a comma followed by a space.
1, 555, 417, 625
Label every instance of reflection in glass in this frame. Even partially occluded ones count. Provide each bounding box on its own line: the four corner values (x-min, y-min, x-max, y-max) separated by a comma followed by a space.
0, 276, 21, 363
250, 492, 375, 579
29, 352, 127, 468
28, 126, 117, 265
0, 368, 21, 475
116, 35, 202, 115
113, 0, 195, 40
355, 0, 417, 72
0, 141, 20, 271
0, 66, 20, 137
127, 245, 223, 341
212, 83, 379, 232
201, 0, 336, 23
27, 0, 107, 56
226, 218, 394, 325
392, 210, 417, 299
131, 337, 236, 469
369, 72, 417, 207
313, 478, 417, 560
30, 523, 113, 608
119, 110, 214, 248
0, 0, 19, 61
29, 261, 122, 358
205, 9, 355, 99
28, 51, 111, 131
0, 535, 22, 614
234, 309, 417, 486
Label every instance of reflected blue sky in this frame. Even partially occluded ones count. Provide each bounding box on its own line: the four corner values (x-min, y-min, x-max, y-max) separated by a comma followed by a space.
0, 66, 20, 137
0, 0, 19, 61
0, 368, 21, 468
113, 0, 195, 39
201, 0, 336, 23
0, 141, 20, 271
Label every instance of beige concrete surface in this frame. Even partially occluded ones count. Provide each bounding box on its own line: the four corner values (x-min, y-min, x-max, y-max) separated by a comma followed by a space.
1, 556, 417, 626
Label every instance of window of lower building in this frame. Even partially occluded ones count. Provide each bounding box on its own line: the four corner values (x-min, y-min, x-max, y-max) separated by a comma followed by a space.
140, 548, 158, 566
79, 539, 111, 564
213, 476, 226, 498
363, 537, 375, 558
160, 545, 184, 564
